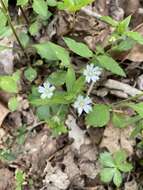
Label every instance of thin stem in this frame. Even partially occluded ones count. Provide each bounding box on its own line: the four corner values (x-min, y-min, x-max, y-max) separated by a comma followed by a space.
87, 81, 95, 96
19, 6, 29, 25
0, 0, 27, 57
112, 92, 143, 107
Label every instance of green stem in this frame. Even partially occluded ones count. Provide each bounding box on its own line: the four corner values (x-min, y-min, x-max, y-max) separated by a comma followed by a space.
0, 0, 27, 56
112, 92, 143, 107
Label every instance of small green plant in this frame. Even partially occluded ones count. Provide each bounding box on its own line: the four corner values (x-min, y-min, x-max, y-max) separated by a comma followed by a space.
15, 169, 26, 190
99, 150, 133, 187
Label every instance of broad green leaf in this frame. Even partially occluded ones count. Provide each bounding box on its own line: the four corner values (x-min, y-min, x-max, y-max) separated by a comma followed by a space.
131, 120, 143, 138
15, 169, 25, 190
32, 0, 49, 19
99, 152, 115, 167
86, 104, 110, 127
112, 113, 141, 128
66, 67, 76, 92
24, 67, 37, 82
29, 21, 41, 36
17, 0, 28, 6
100, 16, 118, 27
19, 32, 29, 48
100, 168, 114, 183
36, 105, 50, 120
48, 71, 66, 86
113, 169, 122, 187
117, 16, 131, 34
114, 150, 127, 165
47, 0, 57, 6
34, 43, 57, 60
8, 97, 19, 112
125, 31, 143, 45
129, 103, 143, 118
64, 37, 93, 58
48, 42, 70, 67
34, 42, 70, 67
118, 162, 133, 173
30, 92, 71, 106
0, 10, 7, 28
58, 0, 94, 12
0, 76, 18, 93
111, 39, 135, 52
96, 55, 126, 77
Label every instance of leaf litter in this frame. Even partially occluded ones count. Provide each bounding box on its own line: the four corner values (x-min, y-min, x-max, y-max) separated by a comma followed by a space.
1, 0, 143, 189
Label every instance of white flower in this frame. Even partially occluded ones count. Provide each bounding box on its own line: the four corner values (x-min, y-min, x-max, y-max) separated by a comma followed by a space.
83, 64, 102, 83
38, 81, 55, 99
73, 95, 92, 115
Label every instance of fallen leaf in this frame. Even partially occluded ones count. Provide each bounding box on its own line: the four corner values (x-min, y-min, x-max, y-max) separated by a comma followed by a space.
100, 123, 135, 156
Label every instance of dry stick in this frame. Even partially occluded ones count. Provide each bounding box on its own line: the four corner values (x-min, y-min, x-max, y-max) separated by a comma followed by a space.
87, 81, 95, 96
0, 0, 27, 57
81, 7, 102, 20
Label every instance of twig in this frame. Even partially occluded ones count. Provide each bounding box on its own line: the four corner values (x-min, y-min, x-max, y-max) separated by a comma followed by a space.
81, 7, 102, 20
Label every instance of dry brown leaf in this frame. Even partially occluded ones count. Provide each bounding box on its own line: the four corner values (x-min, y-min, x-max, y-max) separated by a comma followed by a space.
0, 168, 15, 190
0, 102, 9, 127
100, 123, 135, 156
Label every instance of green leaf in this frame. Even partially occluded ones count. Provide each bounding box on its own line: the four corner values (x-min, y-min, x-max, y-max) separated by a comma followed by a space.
0, 76, 18, 93
34, 42, 58, 60
86, 104, 110, 127
114, 150, 127, 165
47, 0, 57, 6
24, 67, 37, 82
66, 67, 76, 92
8, 97, 19, 112
30, 92, 71, 106
129, 103, 143, 118
125, 31, 143, 45
29, 21, 41, 36
48, 71, 66, 86
117, 15, 131, 34
99, 152, 115, 167
113, 169, 122, 187
34, 42, 70, 67
131, 120, 143, 138
100, 168, 114, 183
17, 0, 28, 6
36, 105, 50, 120
57, 0, 94, 12
19, 32, 29, 48
100, 16, 118, 27
15, 169, 25, 190
96, 55, 126, 77
111, 39, 135, 52
0, 10, 7, 28
118, 163, 133, 172
32, 0, 49, 19
112, 113, 141, 128
64, 37, 93, 58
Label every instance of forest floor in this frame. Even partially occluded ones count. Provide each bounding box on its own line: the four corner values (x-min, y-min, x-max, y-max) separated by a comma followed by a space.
1, 0, 143, 189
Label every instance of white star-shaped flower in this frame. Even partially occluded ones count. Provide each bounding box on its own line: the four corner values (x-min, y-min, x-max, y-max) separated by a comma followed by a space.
73, 95, 92, 115
38, 81, 55, 99
83, 64, 102, 83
